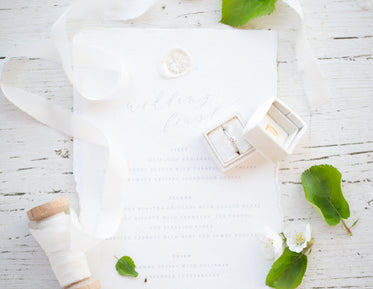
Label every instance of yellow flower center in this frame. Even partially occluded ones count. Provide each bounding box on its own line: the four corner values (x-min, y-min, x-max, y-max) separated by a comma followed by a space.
264, 237, 274, 248
294, 231, 305, 246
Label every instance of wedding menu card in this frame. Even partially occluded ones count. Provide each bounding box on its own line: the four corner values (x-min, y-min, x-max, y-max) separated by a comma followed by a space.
73, 28, 282, 289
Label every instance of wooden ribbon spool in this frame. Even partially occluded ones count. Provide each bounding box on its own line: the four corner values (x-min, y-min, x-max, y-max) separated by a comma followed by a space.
27, 197, 101, 289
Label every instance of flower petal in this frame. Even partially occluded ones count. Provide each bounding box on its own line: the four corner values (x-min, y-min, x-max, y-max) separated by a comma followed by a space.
258, 226, 284, 260
284, 222, 312, 253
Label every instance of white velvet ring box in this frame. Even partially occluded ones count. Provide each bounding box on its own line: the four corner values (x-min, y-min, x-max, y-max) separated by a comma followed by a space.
203, 113, 256, 171
242, 98, 307, 163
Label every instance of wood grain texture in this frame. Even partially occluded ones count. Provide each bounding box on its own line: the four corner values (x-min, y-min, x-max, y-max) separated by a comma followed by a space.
0, 0, 372, 288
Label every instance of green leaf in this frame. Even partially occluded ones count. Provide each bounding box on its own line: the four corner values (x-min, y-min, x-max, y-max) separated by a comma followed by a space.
266, 247, 308, 289
221, 0, 278, 27
301, 165, 350, 226
115, 256, 139, 277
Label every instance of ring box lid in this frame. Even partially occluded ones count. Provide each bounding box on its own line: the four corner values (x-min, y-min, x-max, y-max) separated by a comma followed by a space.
242, 98, 306, 163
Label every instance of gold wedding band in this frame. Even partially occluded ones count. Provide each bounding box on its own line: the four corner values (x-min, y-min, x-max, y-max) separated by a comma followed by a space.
265, 124, 279, 137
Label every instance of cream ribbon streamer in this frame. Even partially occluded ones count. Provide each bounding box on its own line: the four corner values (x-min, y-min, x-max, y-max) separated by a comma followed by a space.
1, 0, 156, 285
282, 0, 331, 109
0, 0, 157, 249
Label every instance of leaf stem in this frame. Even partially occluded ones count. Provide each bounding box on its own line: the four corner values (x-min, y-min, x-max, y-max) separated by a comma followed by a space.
334, 209, 354, 236
341, 219, 353, 236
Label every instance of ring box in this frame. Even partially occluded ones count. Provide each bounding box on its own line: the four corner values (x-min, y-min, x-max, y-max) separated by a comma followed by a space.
203, 113, 256, 172
242, 98, 307, 163
202, 98, 306, 171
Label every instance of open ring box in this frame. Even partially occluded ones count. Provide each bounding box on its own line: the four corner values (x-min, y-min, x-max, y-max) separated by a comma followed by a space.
203, 113, 256, 172
203, 98, 307, 171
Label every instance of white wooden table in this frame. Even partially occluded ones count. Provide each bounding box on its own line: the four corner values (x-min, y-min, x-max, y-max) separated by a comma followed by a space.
1, 0, 372, 288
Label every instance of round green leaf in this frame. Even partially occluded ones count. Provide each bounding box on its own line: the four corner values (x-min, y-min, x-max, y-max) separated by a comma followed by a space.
266, 247, 307, 289
115, 256, 139, 277
301, 165, 350, 226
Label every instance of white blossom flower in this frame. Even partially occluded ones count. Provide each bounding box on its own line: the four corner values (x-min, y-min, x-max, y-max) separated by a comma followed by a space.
284, 222, 312, 253
258, 226, 284, 260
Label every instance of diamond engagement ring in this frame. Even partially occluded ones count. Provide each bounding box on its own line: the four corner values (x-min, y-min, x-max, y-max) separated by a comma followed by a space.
222, 126, 240, 155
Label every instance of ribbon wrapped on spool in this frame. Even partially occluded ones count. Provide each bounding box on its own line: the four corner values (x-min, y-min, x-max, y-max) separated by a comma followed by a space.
27, 197, 101, 289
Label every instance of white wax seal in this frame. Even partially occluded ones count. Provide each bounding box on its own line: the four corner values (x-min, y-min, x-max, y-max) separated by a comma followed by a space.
161, 48, 192, 79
